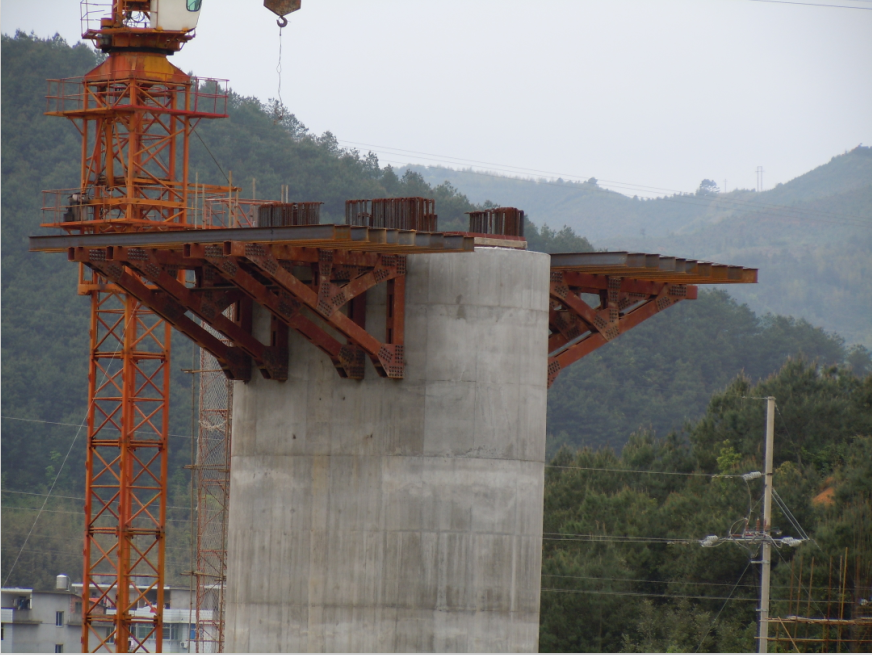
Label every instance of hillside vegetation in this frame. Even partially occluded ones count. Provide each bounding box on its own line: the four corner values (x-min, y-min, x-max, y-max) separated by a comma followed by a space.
547, 289, 868, 456
408, 150, 872, 348
541, 360, 872, 652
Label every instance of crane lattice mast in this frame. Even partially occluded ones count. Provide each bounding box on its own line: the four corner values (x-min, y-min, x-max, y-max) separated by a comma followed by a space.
44, 1, 233, 650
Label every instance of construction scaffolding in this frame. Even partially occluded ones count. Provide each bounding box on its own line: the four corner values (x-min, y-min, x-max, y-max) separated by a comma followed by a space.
768, 550, 872, 652
192, 329, 233, 654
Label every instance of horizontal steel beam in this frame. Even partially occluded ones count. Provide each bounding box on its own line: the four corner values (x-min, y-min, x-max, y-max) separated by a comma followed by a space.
30, 225, 475, 254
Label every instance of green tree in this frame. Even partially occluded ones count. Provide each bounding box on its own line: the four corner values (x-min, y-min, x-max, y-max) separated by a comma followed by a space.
540, 360, 871, 652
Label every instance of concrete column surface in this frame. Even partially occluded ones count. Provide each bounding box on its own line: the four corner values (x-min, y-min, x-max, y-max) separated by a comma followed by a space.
225, 247, 550, 652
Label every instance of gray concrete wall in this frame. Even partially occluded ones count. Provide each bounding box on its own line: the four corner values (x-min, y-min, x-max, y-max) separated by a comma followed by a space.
225, 248, 550, 652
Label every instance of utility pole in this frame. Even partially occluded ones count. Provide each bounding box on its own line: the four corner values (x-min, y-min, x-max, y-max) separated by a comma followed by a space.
698, 397, 805, 651
756, 166, 765, 192
758, 396, 775, 653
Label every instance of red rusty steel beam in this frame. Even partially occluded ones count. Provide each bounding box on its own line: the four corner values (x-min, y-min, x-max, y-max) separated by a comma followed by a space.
561, 271, 698, 298
206, 242, 405, 379
73, 247, 277, 380
384, 276, 406, 380
547, 272, 698, 387
191, 248, 362, 379
549, 272, 604, 333
112, 250, 289, 381
70, 251, 252, 381
72, 242, 412, 382
269, 246, 385, 267
547, 307, 589, 353
186, 287, 244, 313
547, 295, 694, 386
319, 258, 402, 312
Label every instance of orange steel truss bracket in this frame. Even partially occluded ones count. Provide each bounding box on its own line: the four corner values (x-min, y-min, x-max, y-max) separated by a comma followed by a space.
546, 271, 698, 387
69, 245, 408, 382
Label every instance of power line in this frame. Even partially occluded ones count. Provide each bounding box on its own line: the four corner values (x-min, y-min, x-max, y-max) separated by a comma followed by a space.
694, 560, 754, 652
7, 546, 191, 567
3, 506, 192, 524
1, 489, 192, 512
1, 530, 194, 553
1, 415, 206, 442
750, 0, 872, 9
1, 490, 85, 503
543, 533, 698, 545
0, 415, 745, 482
771, 545, 829, 618
0, 333, 132, 587
541, 574, 818, 591
379, 155, 870, 229
541, 587, 759, 602
545, 464, 715, 477
192, 127, 230, 184
377, 155, 869, 230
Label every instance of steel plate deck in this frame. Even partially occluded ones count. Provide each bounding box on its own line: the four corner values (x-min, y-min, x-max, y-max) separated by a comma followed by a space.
549, 251, 757, 284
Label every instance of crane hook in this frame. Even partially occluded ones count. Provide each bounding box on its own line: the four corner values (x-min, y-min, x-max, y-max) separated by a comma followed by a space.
277, 16, 288, 28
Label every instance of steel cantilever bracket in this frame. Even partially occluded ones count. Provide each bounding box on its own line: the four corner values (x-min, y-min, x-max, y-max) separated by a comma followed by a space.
546, 271, 697, 387
203, 242, 406, 379
69, 242, 407, 382
69, 247, 253, 381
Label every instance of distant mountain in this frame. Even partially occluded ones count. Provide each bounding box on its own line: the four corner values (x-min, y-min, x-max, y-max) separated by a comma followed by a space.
406, 148, 872, 347
406, 148, 872, 243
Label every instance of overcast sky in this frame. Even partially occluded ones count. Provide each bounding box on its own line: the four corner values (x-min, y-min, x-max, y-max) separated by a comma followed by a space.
3, 0, 871, 197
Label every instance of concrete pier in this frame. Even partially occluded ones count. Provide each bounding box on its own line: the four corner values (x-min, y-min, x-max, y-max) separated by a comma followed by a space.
225, 247, 550, 652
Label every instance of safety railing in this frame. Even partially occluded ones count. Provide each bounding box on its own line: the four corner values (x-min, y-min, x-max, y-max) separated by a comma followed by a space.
46, 76, 229, 117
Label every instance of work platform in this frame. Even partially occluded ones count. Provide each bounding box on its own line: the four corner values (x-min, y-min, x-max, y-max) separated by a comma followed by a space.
30, 224, 756, 388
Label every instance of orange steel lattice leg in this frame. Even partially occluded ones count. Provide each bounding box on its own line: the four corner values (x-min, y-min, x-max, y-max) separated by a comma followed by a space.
83, 290, 170, 652
42, 20, 231, 650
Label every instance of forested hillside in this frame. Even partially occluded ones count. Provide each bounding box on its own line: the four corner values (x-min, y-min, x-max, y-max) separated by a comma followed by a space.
547, 289, 869, 456
541, 361, 872, 652
2, 34, 871, 652
409, 151, 872, 244
408, 150, 872, 348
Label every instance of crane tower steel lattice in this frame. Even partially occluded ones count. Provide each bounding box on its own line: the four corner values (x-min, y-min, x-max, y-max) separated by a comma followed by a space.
42, 1, 235, 650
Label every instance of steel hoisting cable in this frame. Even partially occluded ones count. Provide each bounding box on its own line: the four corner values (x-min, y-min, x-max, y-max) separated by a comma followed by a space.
275, 22, 285, 124
1, 415, 220, 442
192, 128, 230, 184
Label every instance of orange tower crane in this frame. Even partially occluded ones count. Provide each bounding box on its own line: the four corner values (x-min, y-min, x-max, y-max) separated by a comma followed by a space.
44, 2, 227, 649
41, 1, 298, 650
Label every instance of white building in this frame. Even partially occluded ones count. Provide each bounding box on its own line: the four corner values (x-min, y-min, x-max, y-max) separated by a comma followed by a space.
1, 584, 84, 653
2, 577, 207, 653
